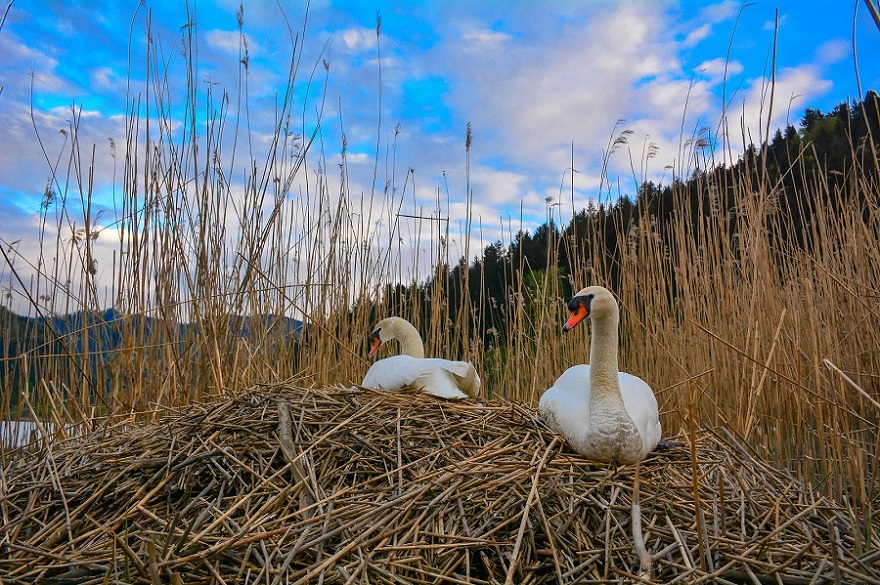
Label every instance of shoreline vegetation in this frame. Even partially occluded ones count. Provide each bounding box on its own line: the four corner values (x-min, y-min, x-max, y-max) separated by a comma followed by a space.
1, 4, 878, 573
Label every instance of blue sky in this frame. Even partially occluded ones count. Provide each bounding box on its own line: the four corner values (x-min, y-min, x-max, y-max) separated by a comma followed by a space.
1, 1, 879, 309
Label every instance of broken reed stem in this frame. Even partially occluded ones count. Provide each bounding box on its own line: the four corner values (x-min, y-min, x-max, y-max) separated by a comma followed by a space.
685, 377, 706, 573
824, 358, 880, 412
631, 461, 652, 580
277, 401, 317, 515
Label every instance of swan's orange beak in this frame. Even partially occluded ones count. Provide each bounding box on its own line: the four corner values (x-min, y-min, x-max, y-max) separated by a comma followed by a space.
367, 333, 382, 359
563, 303, 589, 332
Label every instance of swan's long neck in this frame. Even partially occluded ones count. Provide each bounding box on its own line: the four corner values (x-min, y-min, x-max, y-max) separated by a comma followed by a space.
393, 321, 425, 358
588, 312, 623, 405
586, 307, 643, 462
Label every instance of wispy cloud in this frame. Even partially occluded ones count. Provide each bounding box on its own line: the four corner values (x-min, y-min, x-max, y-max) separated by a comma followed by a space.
816, 39, 851, 64
683, 24, 712, 47
461, 29, 511, 51
735, 66, 833, 143
700, 0, 741, 24
338, 27, 377, 52
0, 0, 876, 301
695, 57, 745, 81
205, 29, 249, 54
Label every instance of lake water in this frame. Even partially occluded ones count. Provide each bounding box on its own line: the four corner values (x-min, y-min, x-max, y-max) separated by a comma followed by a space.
0, 420, 55, 448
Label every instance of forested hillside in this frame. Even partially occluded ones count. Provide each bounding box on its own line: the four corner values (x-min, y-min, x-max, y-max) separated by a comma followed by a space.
365, 91, 880, 347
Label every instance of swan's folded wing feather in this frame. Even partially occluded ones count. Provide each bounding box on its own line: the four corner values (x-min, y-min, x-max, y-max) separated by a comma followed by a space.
361, 356, 477, 399
539, 365, 591, 439
412, 368, 468, 399
619, 372, 663, 453
425, 358, 481, 398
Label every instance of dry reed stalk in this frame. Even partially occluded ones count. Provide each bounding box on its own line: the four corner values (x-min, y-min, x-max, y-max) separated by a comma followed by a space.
1, 385, 876, 585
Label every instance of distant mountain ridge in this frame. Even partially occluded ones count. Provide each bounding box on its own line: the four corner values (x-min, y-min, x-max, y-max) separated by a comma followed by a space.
0, 305, 304, 396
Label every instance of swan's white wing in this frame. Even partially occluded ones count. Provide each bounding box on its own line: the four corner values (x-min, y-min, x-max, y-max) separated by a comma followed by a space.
422, 358, 481, 398
361, 355, 423, 390
538, 365, 592, 443
361, 356, 476, 399
619, 372, 662, 455
411, 367, 469, 399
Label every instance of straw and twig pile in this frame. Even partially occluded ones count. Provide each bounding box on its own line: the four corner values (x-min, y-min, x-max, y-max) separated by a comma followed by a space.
1, 385, 877, 584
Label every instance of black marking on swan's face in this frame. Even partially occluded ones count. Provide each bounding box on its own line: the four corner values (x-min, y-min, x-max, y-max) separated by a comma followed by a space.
367, 328, 383, 358
563, 293, 594, 332
567, 293, 594, 314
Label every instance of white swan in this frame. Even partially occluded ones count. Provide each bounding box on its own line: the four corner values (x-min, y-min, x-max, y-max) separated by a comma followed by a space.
361, 316, 481, 400
539, 285, 662, 578
539, 286, 661, 462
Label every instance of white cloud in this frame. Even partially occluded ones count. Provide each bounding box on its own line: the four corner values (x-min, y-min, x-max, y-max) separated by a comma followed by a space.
90, 67, 126, 93
345, 153, 372, 165
816, 39, 850, 64
648, 77, 711, 113
1, 36, 54, 63
700, 0, 740, 23
0, 37, 68, 98
695, 57, 744, 81
48, 106, 103, 119
683, 23, 712, 47
338, 27, 376, 52
470, 167, 528, 206
0, 199, 123, 316
438, 3, 681, 179
461, 29, 511, 52
29, 70, 68, 94
732, 66, 832, 145
763, 13, 789, 32
0, 94, 124, 231
205, 29, 249, 54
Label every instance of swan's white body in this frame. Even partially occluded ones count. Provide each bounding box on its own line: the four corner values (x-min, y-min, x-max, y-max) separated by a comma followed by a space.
539, 286, 661, 464
361, 317, 480, 399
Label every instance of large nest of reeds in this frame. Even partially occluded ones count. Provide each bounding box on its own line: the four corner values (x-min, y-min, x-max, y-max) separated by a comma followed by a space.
1, 385, 877, 584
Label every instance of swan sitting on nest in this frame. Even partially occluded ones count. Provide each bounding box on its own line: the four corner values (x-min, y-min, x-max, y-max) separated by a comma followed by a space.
539, 285, 661, 578
361, 317, 481, 399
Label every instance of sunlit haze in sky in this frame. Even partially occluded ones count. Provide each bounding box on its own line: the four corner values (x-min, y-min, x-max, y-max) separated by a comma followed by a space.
1, 1, 878, 312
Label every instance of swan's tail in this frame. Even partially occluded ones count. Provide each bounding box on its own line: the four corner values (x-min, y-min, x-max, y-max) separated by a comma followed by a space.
653, 439, 686, 452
